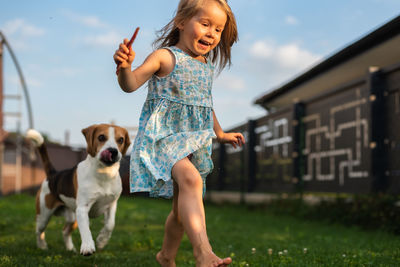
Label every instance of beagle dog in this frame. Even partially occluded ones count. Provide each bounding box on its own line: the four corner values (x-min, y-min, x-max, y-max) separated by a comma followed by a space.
27, 124, 131, 256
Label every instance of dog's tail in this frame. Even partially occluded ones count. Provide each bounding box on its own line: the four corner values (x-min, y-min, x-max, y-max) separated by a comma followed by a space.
26, 129, 56, 177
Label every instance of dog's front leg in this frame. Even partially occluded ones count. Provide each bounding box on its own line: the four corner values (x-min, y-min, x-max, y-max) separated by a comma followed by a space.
96, 199, 118, 250
76, 203, 96, 256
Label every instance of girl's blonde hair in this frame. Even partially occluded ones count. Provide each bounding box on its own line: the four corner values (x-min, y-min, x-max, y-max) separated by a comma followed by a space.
153, 0, 238, 73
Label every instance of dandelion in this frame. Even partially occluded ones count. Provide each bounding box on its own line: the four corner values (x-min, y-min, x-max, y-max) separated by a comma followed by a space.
278, 251, 283, 256
268, 248, 273, 255
303, 248, 308, 254
342, 254, 346, 258
283, 249, 288, 254
251, 248, 256, 254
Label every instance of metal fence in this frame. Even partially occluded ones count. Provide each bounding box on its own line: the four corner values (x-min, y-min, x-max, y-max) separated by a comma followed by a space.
207, 63, 400, 194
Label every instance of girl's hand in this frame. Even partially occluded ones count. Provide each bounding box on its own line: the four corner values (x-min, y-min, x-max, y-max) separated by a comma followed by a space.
217, 132, 245, 148
113, 38, 136, 70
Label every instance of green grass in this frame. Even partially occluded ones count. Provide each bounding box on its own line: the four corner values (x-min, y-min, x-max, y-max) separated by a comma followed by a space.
1, 194, 400, 266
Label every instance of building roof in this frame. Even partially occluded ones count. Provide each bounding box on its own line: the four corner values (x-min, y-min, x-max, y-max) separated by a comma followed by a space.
254, 15, 400, 110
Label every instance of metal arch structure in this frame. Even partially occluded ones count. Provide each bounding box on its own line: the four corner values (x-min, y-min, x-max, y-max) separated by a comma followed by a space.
0, 31, 34, 130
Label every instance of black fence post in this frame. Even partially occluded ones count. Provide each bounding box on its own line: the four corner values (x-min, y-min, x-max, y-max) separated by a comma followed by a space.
293, 101, 305, 194
368, 67, 388, 193
217, 143, 226, 191
240, 138, 246, 203
246, 120, 257, 192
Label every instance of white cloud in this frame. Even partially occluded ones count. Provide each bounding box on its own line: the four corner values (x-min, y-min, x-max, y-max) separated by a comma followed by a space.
246, 39, 322, 89
250, 41, 274, 59
62, 10, 108, 29
285, 15, 299, 25
82, 31, 121, 47
276, 43, 319, 69
80, 16, 106, 28
2, 18, 45, 37
249, 40, 321, 72
214, 73, 246, 92
60, 10, 120, 48
1, 19, 45, 50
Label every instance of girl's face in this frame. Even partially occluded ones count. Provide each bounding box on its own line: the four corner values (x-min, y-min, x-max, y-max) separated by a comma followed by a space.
176, 0, 227, 61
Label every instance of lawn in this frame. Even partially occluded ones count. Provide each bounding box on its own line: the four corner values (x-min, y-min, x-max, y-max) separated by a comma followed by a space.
0, 193, 399, 266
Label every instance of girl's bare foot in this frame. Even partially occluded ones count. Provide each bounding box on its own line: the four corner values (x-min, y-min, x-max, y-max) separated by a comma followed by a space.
196, 251, 232, 267
156, 251, 176, 267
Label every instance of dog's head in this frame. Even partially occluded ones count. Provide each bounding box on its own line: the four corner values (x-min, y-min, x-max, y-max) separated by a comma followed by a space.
82, 124, 131, 166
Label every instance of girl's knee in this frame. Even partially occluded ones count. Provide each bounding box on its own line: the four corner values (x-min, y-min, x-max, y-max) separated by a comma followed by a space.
178, 172, 203, 190
173, 159, 203, 190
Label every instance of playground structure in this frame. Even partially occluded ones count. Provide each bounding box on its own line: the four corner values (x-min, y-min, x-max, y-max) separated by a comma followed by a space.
0, 32, 87, 196
0, 31, 36, 196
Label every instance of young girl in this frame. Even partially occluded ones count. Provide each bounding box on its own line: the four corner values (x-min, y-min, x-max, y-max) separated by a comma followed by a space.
113, 0, 244, 266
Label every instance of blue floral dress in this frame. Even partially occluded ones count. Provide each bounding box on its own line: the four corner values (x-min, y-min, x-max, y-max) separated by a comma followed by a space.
129, 46, 216, 198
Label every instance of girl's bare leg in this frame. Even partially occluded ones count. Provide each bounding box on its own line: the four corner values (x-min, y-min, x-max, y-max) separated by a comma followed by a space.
169, 157, 231, 267
157, 182, 184, 267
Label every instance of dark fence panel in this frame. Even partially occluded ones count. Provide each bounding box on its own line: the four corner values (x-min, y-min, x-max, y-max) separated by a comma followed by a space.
302, 80, 371, 193
253, 107, 295, 193
220, 124, 247, 192
385, 64, 400, 193
207, 142, 223, 191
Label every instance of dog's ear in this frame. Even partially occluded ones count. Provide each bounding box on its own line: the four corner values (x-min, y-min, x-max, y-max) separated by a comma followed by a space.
122, 129, 131, 156
82, 125, 97, 157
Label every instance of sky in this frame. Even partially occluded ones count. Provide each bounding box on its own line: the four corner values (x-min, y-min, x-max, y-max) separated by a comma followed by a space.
1, 1, 399, 148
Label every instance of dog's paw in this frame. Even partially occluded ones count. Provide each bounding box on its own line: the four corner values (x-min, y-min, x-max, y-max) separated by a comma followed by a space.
96, 230, 112, 250
96, 238, 108, 250
37, 242, 48, 250
66, 245, 77, 253
37, 234, 48, 250
80, 240, 96, 256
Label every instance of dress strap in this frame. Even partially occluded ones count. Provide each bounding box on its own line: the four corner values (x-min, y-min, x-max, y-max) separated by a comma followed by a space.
164, 46, 182, 63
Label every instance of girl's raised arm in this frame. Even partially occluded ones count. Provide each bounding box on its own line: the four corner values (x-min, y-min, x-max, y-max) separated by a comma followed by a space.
116, 49, 163, 93
114, 45, 172, 93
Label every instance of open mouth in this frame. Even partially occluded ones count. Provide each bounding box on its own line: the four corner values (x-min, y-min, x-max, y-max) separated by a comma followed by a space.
198, 39, 211, 47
